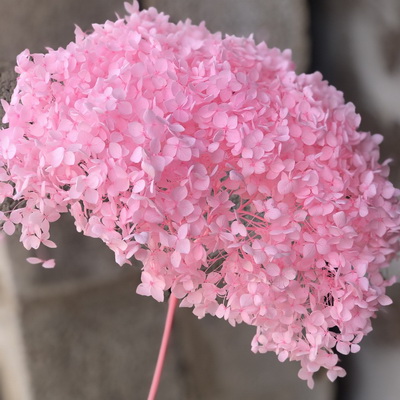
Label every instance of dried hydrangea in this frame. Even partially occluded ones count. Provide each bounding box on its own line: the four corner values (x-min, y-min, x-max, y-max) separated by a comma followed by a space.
1, 1, 399, 388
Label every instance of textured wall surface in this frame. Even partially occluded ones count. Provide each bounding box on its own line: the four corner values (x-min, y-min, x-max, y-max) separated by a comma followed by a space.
0, 0, 126, 63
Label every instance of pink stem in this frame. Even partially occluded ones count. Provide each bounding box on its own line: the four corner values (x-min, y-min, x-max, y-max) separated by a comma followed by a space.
147, 293, 178, 400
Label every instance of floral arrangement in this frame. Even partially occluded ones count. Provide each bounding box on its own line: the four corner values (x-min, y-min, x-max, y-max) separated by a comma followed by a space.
0, 1, 399, 389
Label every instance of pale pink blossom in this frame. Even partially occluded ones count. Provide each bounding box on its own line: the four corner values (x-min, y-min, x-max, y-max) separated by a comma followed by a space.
0, 1, 399, 387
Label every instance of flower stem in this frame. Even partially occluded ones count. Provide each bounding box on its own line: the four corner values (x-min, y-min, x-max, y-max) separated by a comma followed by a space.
147, 293, 178, 400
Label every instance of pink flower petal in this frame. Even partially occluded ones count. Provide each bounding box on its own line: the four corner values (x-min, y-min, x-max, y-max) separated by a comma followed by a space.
3, 220, 15, 235
212, 111, 228, 128
27, 257, 43, 265
42, 259, 56, 269
179, 199, 194, 217
48, 147, 65, 168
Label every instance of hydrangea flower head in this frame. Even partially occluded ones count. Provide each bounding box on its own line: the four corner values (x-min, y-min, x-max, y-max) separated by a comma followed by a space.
1, 1, 399, 387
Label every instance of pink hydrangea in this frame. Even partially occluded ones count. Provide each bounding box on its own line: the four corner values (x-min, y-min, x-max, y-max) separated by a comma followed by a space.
1, 1, 399, 387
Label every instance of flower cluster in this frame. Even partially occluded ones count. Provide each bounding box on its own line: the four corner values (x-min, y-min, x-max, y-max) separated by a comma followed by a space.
1, 1, 399, 387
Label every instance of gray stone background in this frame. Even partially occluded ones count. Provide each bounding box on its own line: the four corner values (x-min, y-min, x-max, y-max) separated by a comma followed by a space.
0, 0, 399, 399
